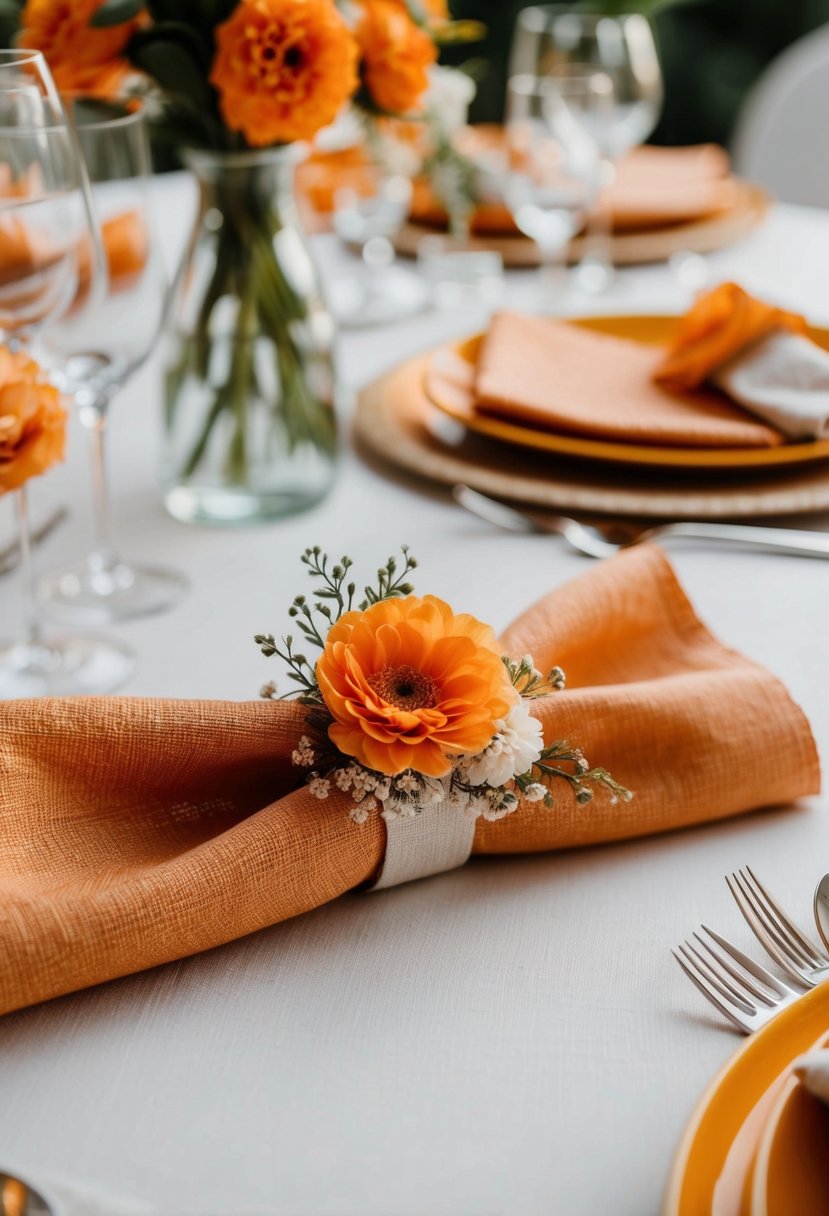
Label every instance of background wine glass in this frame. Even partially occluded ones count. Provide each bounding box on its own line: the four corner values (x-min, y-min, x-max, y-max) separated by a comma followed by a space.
509, 5, 663, 291
35, 97, 187, 625
503, 72, 601, 310
329, 155, 428, 328
0, 63, 134, 698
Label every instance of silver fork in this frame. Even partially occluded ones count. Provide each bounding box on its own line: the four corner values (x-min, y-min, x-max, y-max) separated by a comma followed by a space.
725, 865, 829, 989
672, 925, 801, 1033
453, 484, 829, 560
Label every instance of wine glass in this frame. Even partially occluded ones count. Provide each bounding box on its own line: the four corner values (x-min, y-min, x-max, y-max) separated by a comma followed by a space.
0, 60, 135, 698
510, 6, 663, 291
34, 97, 188, 625
329, 153, 428, 328
503, 73, 601, 310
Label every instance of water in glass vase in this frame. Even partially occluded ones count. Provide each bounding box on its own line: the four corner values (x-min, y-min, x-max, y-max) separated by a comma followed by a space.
163, 146, 338, 525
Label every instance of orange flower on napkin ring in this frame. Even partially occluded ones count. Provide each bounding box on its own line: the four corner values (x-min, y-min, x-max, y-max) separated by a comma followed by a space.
210, 0, 359, 147
256, 546, 631, 825
316, 593, 515, 777
0, 346, 66, 495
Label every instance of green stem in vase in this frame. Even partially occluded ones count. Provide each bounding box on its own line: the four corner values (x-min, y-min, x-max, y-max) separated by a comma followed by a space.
170, 156, 336, 486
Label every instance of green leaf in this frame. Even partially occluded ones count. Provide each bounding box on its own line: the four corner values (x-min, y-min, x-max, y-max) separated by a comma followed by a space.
89, 0, 142, 28
127, 32, 212, 108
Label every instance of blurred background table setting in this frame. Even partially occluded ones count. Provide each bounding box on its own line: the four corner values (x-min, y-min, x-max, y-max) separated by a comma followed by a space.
0, 1, 829, 1214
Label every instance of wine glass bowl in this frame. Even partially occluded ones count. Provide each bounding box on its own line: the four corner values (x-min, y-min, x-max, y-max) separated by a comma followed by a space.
0, 125, 94, 343
503, 73, 600, 308
510, 6, 663, 293
329, 159, 427, 328
0, 57, 136, 699
511, 7, 663, 157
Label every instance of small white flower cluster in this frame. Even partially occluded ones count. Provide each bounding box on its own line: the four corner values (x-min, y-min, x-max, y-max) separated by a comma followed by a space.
294, 696, 548, 825
292, 735, 316, 767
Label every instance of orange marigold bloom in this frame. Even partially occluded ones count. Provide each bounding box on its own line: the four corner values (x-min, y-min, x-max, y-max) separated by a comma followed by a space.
19, 0, 141, 99
0, 347, 66, 494
316, 594, 516, 777
210, 0, 359, 147
357, 0, 437, 115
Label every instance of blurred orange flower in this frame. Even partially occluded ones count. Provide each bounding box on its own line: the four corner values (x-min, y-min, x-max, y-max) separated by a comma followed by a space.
210, 0, 359, 147
19, 0, 141, 99
316, 594, 515, 777
0, 347, 66, 495
356, 0, 437, 115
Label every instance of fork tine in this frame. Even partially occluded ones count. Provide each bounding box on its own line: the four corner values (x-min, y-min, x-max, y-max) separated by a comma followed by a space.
727, 873, 814, 982
680, 940, 757, 1011
743, 866, 827, 964
700, 925, 796, 997
672, 948, 753, 1033
736, 870, 815, 967
691, 932, 779, 1007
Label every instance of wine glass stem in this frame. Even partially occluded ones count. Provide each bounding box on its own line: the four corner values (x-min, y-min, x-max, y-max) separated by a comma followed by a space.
538, 243, 568, 305
583, 157, 616, 272
81, 398, 115, 570
16, 485, 43, 648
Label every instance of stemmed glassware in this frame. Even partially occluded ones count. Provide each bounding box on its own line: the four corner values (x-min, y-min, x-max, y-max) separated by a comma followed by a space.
34, 97, 187, 625
509, 6, 663, 291
503, 72, 602, 310
0, 50, 136, 697
329, 152, 427, 328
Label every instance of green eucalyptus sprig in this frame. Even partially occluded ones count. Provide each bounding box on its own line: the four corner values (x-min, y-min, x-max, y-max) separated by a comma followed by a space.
255, 545, 418, 701
515, 742, 633, 808
503, 655, 566, 698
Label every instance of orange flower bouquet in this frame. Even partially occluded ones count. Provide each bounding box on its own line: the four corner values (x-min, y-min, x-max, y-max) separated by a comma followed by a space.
14, 0, 468, 522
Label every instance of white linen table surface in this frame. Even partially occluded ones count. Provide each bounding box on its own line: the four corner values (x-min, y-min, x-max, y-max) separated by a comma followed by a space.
0, 173, 827, 1216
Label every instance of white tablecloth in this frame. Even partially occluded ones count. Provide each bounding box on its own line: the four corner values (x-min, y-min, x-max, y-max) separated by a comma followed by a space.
0, 175, 827, 1216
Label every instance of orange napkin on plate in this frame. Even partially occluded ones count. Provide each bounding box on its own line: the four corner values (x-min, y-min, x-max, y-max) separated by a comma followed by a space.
409, 136, 735, 236
608, 143, 736, 232
655, 283, 829, 441
0, 547, 818, 1015
474, 310, 784, 449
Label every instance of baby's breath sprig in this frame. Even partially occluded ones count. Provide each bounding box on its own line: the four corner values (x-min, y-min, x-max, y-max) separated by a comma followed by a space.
503, 655, 566, 698
514, 741, 633, 809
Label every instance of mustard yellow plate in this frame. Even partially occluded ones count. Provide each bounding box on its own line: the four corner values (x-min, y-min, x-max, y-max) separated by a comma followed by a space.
751, 1059, 829, 1216
663, 984, 829, 1216
423, 316, 829, 471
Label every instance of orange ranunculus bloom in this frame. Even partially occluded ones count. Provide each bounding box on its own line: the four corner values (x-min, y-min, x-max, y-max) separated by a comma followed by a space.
356, 0, 437, 115
19, 0, 142, 100
0, 347, 66, 495
316, 594, 516, 777
210, 0, 359, 147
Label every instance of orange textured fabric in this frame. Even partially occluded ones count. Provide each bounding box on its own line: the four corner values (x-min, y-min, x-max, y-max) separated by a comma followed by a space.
0, 547, 819, 1014
474, 311, 784, 449
654, 282, 808, 391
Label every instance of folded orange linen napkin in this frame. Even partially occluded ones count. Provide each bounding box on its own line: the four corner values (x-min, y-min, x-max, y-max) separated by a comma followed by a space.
474, 311, 784, 449
0, 547, 818, 1015
408, 138, 735, 236
655, 283, 806, 391
655, 283, 829, 441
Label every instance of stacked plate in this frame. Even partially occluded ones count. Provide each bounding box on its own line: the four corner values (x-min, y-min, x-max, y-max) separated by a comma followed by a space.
665, 984, 829, 1215
397, 135, 769, 267
355, 315, 829, 522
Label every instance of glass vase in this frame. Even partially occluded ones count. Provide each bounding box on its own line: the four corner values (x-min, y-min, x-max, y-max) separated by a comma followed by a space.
162, 147, 338, 525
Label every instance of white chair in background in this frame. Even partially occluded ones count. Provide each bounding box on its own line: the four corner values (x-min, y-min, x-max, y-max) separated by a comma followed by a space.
732, 22, 829, 207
